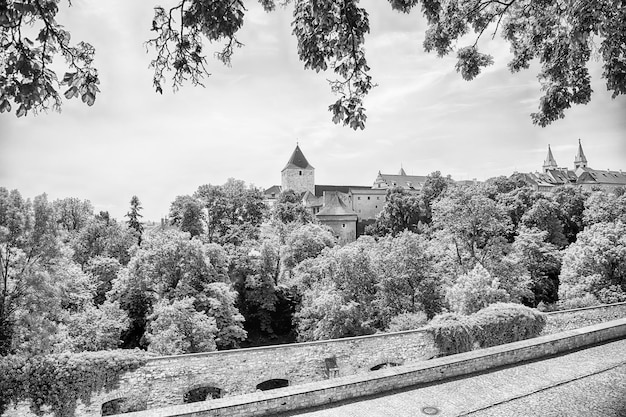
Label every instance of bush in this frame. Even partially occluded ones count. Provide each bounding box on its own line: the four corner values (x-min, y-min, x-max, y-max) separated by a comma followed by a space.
471, 303, 546, 348
427, 313, 474, 357
386, 312, 429, 332
0, 349, 149, 417
556, 294, 600, 310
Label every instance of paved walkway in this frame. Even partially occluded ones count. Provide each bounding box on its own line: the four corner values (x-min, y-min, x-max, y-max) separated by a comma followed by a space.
279, 338, 626, 417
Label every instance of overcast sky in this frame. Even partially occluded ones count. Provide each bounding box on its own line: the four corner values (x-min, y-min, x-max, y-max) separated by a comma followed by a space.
1, 0, 625, 221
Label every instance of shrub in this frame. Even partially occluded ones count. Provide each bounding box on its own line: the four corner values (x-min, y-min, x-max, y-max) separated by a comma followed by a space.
0, 349, 149, 417
556, 294, 600, 310
386, 312, 429, 332
427, 313, 474, 357
471, 303, 546, 348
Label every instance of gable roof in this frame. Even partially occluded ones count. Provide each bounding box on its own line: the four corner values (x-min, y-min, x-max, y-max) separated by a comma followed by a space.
282, 145, 314, 171
315, 184, 371, 197
577, 168, 626, 185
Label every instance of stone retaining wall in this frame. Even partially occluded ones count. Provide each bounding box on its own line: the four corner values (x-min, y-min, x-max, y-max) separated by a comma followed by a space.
91, 327, 437, 413
116, 317, 626, 417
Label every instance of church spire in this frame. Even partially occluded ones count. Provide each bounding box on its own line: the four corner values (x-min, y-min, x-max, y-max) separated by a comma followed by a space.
574, 139, 588, 169
543, 144, 558, 173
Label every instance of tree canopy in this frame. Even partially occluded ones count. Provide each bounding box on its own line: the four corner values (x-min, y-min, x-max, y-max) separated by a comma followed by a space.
2, 0, 624, 128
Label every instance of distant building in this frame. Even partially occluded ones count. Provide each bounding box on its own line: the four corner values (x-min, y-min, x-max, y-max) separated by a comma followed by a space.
520, 140, 626, 191
265, 145, 439, 243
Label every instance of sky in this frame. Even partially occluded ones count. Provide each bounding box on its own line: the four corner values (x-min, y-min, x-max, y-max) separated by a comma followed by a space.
1, 1, 625, 222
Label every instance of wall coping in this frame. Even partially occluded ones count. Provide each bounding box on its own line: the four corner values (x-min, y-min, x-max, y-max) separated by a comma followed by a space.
147, 301, 626, 362
544, 301, 626, 315
147, 327, 431, 362
119, 317, 626, 417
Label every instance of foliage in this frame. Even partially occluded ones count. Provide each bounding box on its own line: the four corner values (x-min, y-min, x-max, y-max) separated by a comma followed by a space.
559, 221, 626, 304
0, 349, 148, 417
520, 198, 568, 248
194, 179, 267, 245
372, 231, 444, 320
86, 256, 122, 306
427, 313, 474, 357
109, 230, 247, 350
0, 0, 100, 117
168, 195, 205, 237
6, 1, 623, 127
511, 227, 562, 306
61, 301, 130, 353
146, 297, 218, 355
446, 263, 510, 315
295, 280, 374, 341
470, 302, 546, 348
71, 215, 136, 267
432, 186, 511, 273
52, 198, 94, 234
583, 192, 626, 226
281, 223, 336, 271
369, 188, 426, 236
0, 189, 59, 355
125, 196, 144, 245
271, 190, 315, 226
386, 311, 428, 332
552, 186, 589, 243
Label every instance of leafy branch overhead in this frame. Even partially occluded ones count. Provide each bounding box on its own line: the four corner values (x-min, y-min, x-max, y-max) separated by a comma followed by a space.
1, 1, 625, 129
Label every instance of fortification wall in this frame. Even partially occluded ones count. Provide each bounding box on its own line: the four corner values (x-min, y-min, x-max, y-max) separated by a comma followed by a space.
116, 317, 626, 417
94, 328, 436, 412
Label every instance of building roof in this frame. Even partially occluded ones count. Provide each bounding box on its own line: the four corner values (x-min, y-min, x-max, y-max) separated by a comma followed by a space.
315, 184, 371, 197
375, 173, 429, 190
317, 192, 357, 217
282, 144, 314, 171
263, 185, 282, 196
577, 168, 626, 185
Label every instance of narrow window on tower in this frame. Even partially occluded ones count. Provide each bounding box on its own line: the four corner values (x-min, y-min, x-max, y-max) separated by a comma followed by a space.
299, 171, 302, 176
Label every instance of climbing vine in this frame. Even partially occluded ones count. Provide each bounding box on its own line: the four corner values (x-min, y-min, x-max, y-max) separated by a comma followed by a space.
0, 350, 149, 417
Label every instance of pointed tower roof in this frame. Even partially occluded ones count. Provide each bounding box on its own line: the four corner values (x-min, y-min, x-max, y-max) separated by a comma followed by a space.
543, 145, 558, 172
574, 139, 588, 168
398, 166, 407, 176
282, 144, 314, 171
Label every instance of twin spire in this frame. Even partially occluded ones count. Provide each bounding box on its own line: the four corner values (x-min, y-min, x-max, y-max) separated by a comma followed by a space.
543, 139, 588, 172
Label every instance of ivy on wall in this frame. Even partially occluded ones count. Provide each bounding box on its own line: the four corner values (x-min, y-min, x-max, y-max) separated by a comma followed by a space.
0, 350, 149, 417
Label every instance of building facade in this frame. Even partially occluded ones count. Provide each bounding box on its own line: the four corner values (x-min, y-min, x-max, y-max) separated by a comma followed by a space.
521, 140, 626, 192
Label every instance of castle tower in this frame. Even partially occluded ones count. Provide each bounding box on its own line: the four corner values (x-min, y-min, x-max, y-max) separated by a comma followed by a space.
574, 139, 588, 169
543, 145, 558, 173
281, 144, 315, 195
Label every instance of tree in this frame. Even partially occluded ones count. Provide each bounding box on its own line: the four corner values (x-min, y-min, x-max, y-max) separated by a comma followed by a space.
168, 195, 205, 238
371, 231, 444, 320
520, 198, 568, 248
125, 195, 144, 245
145, 297, 218, 355
271, 190, 315, 226
53, 197, 94, 234
108, 230, 246, 349
446, 263, 510, 315
583, 191, 626, 226
71, 215, 136, 267
552, 186, 589, 243
194, 179, 267, 245
0, 189, 59, 355
432, 186, 511, 273
559, 221, 626, 304
3, 2, 623, 128
368, 188, 426, 236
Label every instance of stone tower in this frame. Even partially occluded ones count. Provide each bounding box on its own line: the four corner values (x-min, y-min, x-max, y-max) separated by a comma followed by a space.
574, 139, 588, 169
543, 144, 558, 173
281, 144, 315, 195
